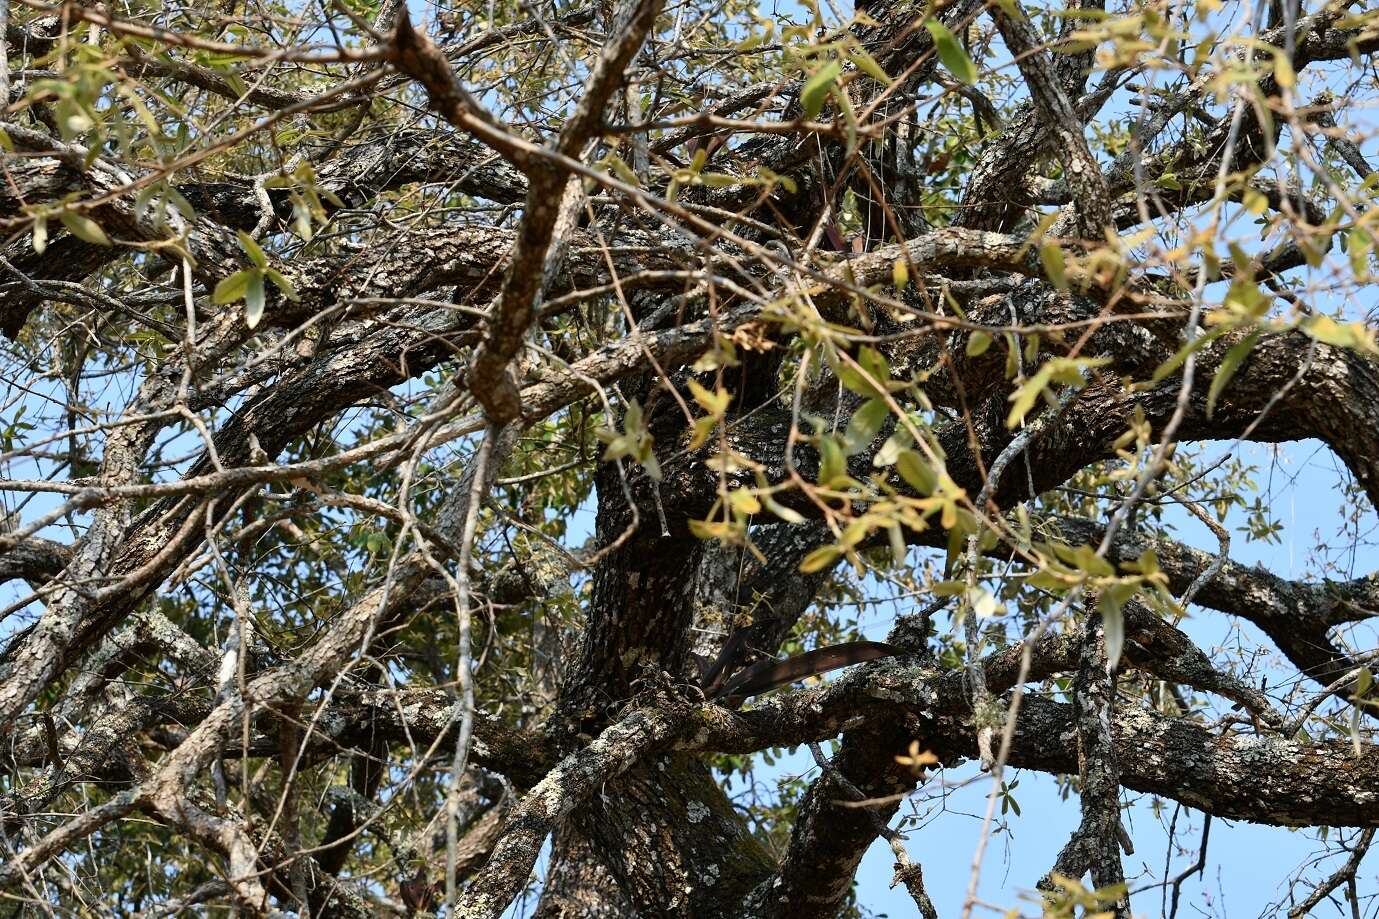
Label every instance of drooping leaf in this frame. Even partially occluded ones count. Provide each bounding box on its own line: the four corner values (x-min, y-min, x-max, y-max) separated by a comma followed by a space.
1040, 242, 1068, 291
1304, 314, 1378, 353
1207, 331, 1260, 417
925, 20, 978, 85
213, 268, 255, 305
799, 543, 842, 573
848, 49, 893, 85
800, 59, 843, 121
818, 434, 848, 486
244, 271, 267, 329
59, 210, 111, 246
237, 230, 269, 268
1006, 364, 1055, 428
844, 398, 889, 454
896, 449, 938, 495
264, 268, 299, 301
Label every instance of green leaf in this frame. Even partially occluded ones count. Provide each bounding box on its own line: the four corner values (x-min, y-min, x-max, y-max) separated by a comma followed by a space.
857, 346, 891, 388
799, 544, 842, 573
818, 434, 848, 486
639, 451, 662, 481
699, 172, 741, 188
1355, 668, 1373, 698
1148, 326, 1230, 385
762, 492, 806, 524
925, 20, 978, 85
1206, 331, 1260, 417
624, 399, 645, 436
966, 330, 992, 356
59, 210, 111, 246
1055, 542, 1116, 578
1304, 314, 1378, 353
896, 449, 938, 495
244, 271, 266, 329
133, 184, 160, 224
800, 59, 843, 121
1006, 364, 1054, 428
1347, 228, 1373, 277
844, 398, 889, 454
1039, 242, 1067, 291
165, 185, 197, 221
213, 268, 255, 305
237, 230, 268, 268
848, 49, 893, 85
264, 268, 299, 301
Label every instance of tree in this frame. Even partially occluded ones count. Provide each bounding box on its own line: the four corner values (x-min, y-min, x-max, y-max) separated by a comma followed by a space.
1, 0, 1378, 914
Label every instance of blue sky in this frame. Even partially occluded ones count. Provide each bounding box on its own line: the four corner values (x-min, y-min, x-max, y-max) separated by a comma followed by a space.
849, 447, 1378, 918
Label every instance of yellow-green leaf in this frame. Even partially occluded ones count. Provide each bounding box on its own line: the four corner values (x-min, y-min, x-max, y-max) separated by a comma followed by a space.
59, 211, 111, 246
699, 172, 741, 188
1304, 314, 1378, 353
762, 492, 806, 524
1148, 326, 1230, 385
264, 268, 298, 301
1100, 599, 1125, 668
237, 230, 268, 268
244, 271, 266, 329
896, 449, 937, 495
818, 434, 848, 486
728, 488, 761, 515
689, 416, 717, 450
1039, 242, 1067, 291
1273, 50, 1296, 89
1006, 365, 1054, 428
602, 152, 641, 187
799, 544, 842, 573
800, 59, 842, 121
213, 268, 255, 305
1206, 331, 1260, 417
1347, 228, 1373, 277
849, 49, 894, 85
925, 20, 978, 85
1242, 187, 1269, 214
688, 379, 732, 415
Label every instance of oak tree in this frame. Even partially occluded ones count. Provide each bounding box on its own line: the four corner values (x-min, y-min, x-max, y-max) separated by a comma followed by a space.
2, 0, 1378, 915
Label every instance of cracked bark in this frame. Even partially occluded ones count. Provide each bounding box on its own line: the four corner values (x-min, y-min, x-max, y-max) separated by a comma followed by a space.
4, 2, 1379, 914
